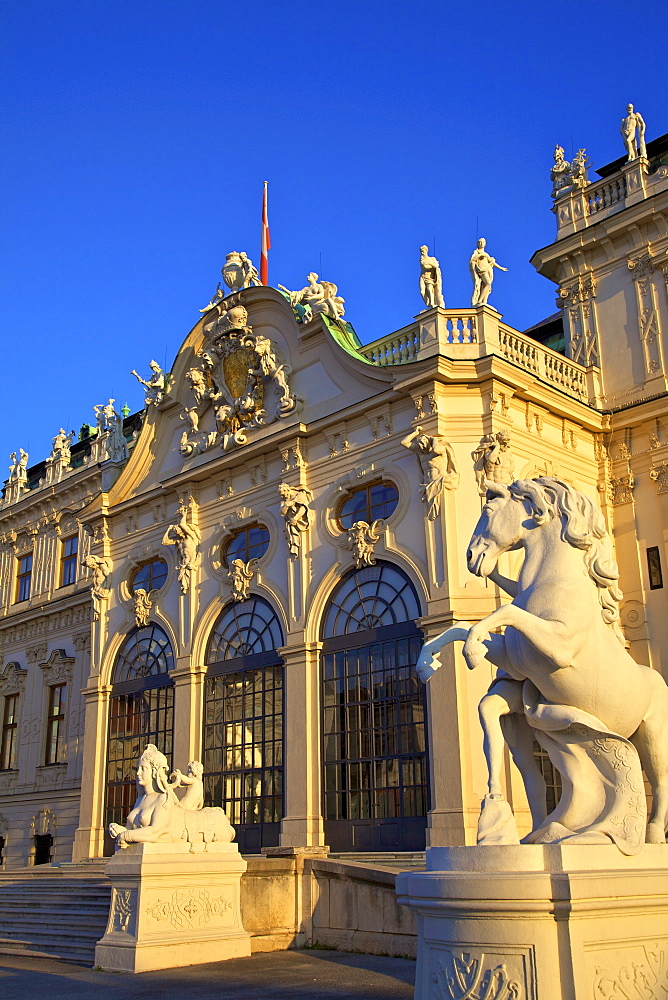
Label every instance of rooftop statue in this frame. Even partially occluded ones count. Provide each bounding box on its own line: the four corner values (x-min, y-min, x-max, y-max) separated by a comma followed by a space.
621, 103, 647, 161
8, 449, 29, 486
570, 148, 591, 190
278, 273, 345, 321
222, 252, 261, 293
419, 245, 445, 309
417, 478, 668, 854
108, 744, 234, 849
49, 428, 74, 465
469, 238, 508, 307
131, 360, 167, 406
550, 144, 572, 199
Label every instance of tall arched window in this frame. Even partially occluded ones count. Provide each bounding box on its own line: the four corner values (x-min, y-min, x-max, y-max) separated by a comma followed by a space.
104, 625, 174, 853
321, 561, 427, 852
204, 597, 284, 853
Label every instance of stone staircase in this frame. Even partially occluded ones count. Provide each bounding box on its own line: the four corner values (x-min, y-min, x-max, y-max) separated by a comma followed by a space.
0, 862, 110, 965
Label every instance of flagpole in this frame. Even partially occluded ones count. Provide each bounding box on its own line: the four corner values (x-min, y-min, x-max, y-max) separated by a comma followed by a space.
260, 181, 270, 285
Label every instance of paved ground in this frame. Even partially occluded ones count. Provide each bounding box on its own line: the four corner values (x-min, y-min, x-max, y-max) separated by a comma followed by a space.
0, 950, 415, 1000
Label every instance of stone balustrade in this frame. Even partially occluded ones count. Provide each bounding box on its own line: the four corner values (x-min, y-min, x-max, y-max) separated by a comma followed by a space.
586, 175, 627, 216
359, 327, 420, 366
357, 306, 596, 405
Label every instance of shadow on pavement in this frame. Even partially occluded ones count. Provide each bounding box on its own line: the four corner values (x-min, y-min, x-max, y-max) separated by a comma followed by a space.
0, 949, 415, 1000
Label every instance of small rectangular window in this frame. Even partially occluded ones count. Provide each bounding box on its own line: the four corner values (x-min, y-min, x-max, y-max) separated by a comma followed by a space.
45, 684, 67, 765
60, 535, 78, 587
1, 694, 18, 770
15, 553, 32, 603
647, 546, 664, 590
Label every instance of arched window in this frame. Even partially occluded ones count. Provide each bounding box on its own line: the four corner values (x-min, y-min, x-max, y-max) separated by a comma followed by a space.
104, 625, 174, 853
337, 481, 399, 530
321, 561, 427, 852
131, 558, 168, 593
203, 597, 284, 853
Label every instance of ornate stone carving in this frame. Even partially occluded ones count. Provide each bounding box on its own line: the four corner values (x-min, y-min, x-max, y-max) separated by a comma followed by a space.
417, 477, 667, 853
83, 555, 112, 616
346, 520, 383, 568
559, 272, 599, 368
278, 483, 313, 558
31, 807, 57, 837
469, 239, 508, 307
228, 559, 257, 602
40, 648, 74, 685
179, 305, 300, 459
419, 245, 445, 309
108, 744, 235, 849
93, 400, 129, 462
431, 950, 521, 1000
26, 642, 48, 664
110, 888, 136, 934
146, 887, 232, 930
0, 661, 26, 696
73, 630, 91, 653
611, 473, 635, 505
650, 463, 668, 493
621, 103, 647, 161
133, 589, 154, 627
627, 250, 663, 377
471, 431, 515, 494
402, 427, 459, 520
4, 449, 29, 503
162, 506, 200, 595
278, 272, 345, 321
593, 942, 667, 999
222, 251, 260, 293
131, 361, 168, 406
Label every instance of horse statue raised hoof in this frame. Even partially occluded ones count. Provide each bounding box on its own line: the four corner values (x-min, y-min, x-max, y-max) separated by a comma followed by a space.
418, 477, 668, 854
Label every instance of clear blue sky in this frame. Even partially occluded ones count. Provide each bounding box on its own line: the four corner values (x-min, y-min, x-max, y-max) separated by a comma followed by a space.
1, 0, 667, 471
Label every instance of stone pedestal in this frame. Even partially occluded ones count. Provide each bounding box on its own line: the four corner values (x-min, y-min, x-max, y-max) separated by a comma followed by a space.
95, 842, 251, 973
396, 844, 668, 999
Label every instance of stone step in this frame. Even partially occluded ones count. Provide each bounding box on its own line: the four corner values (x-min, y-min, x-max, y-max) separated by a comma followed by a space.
0, 937, 95, 965
0, 923, 107, 942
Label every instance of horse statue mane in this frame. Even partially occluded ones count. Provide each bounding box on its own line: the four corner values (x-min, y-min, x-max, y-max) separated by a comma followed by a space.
507, 477, 625, 639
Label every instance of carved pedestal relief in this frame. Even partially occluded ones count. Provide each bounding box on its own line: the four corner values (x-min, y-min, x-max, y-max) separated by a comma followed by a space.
628, 249, 664, 378
559, 272, 599, 367
429, 945, 533, 1000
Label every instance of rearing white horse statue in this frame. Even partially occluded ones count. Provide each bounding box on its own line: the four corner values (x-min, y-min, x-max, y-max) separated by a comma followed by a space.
417, 477, 668, 854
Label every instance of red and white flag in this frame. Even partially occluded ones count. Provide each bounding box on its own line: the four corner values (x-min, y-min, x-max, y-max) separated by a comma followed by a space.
260, 181, 270, 285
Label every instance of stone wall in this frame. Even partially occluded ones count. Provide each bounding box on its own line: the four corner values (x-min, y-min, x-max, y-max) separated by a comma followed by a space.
241, 855, 417, 958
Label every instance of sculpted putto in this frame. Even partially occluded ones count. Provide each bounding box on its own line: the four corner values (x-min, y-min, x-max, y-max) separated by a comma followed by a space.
469, 238, 508, 307
419, 245, 445, 309
347, 520, 384, 568
418, 478, 668, 854
108, 744, 234, 849
401, 426, 459, 520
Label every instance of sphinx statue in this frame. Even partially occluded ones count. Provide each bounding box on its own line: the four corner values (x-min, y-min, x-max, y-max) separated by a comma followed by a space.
108, 744, 234, 850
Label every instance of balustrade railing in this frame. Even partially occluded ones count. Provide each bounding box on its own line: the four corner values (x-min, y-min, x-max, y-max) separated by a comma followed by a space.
587, 175, 626, 216
359, 328, 419, 366
355, 309, 592, 403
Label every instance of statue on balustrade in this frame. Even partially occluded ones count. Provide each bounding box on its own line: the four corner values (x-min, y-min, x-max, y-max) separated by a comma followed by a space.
417, 477, 668, 855
550, 144, 572, 199
108, 744, 234, 849
621, 104, 647, 161
8, 449, 29, 487
278, 273, 345, 321
569, 148, 591, 190
419, 245, 445, 309
469, 238, 508, 307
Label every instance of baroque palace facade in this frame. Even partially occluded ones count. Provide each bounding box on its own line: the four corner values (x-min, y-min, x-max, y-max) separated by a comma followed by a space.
1, 119, 668, 869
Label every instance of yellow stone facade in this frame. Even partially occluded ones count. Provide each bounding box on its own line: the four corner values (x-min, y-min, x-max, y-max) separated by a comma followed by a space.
0, 133, 667, 870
